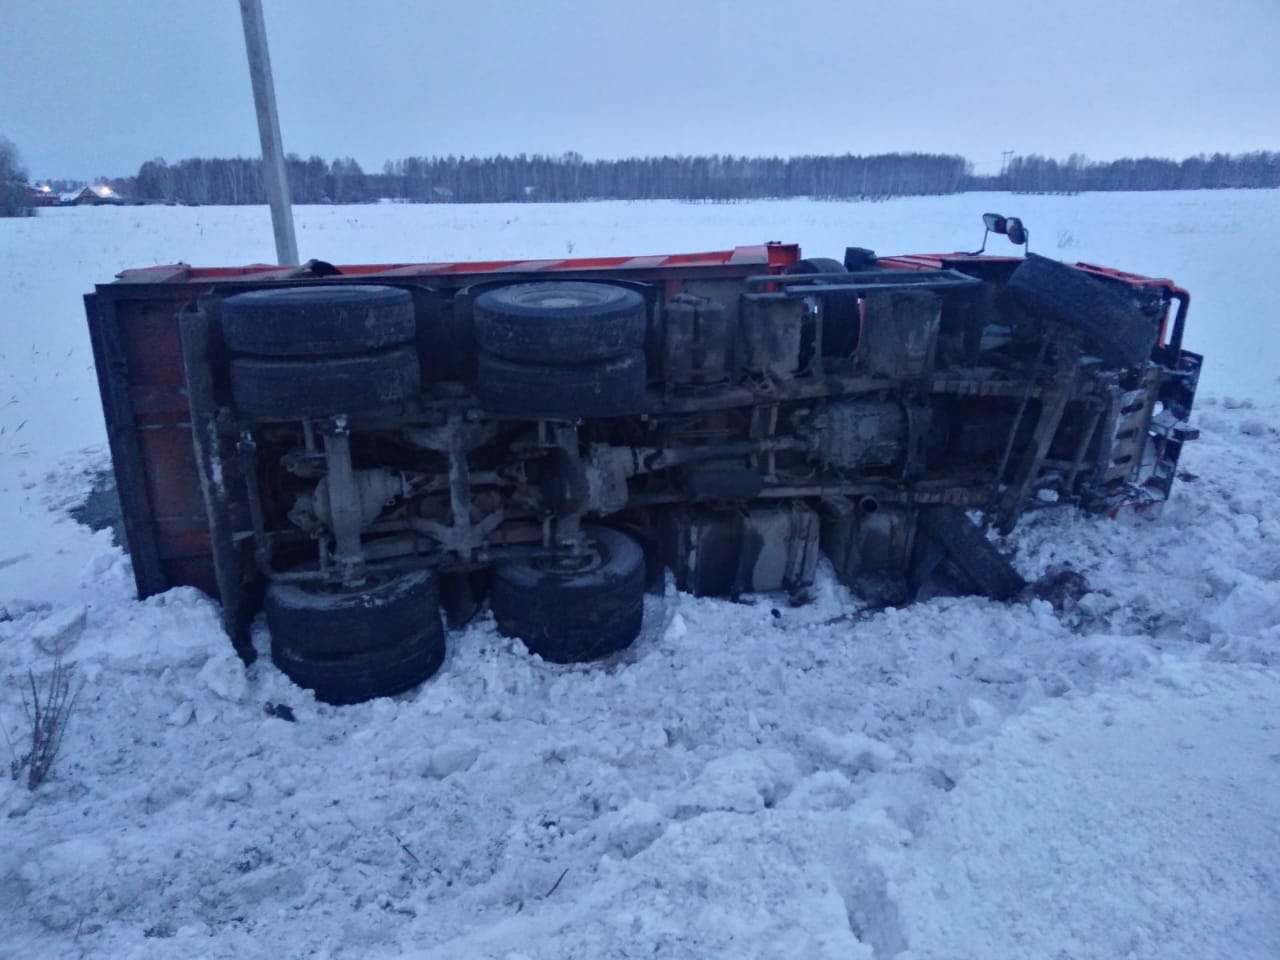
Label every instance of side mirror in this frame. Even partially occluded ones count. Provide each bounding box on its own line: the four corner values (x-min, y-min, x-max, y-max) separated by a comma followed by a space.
970, 213, 1029, 254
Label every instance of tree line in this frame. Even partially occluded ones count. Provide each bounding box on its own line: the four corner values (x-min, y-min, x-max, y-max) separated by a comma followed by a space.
108, 149, 1280, 205
6, 139, 1280, 215
119, 151, 972, 205
969, 152, 1280, 193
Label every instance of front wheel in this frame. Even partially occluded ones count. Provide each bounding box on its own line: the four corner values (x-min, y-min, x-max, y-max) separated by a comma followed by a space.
1007, 254, 1157, 368
917, 506, 1026, 602
490, 526, 645, 663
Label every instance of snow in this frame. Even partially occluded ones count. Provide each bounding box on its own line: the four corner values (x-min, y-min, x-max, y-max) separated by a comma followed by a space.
1, 192, 1279, 958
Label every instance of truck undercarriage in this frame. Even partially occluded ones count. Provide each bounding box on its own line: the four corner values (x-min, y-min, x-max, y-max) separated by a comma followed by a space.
86, 221, 1201, 703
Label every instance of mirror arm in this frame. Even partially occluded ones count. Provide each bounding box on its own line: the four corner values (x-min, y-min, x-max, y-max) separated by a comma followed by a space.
965, 228, 991, 257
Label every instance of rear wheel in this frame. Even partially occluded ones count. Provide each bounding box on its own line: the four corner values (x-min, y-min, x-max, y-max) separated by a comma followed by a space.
271, 627, 446, 705
220, 284, 416, 357
477, 349, 646, 419
491, 526, 645, 663
267, 569, 446, 704
265, 569, 440, 658
473, 281, 646, 363
229, 347, 421, 419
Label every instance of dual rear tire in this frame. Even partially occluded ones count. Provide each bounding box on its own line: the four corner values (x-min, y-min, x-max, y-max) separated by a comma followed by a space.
473, 282, 649, 419
220, 284, 422, 419
265, 569, 446, 705
490, 525, 646, 663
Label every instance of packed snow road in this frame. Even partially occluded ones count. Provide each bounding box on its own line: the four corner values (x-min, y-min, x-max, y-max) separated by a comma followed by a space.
1, 194, 1277, 958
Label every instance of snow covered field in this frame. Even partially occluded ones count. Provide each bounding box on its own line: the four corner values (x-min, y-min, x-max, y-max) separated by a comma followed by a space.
1, 193, 1277, 958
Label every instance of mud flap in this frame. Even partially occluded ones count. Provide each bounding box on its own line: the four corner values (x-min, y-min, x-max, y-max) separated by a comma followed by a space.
179, 306, 258, 662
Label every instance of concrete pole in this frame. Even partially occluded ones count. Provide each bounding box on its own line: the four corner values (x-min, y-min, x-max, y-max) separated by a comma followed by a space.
239, 0, 299, 265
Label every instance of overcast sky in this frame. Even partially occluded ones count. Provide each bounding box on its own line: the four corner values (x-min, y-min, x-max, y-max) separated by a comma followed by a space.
3, 0, 1277, 182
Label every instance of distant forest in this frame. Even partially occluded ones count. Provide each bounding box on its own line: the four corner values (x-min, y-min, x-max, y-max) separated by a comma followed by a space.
91, 150, 1280, 206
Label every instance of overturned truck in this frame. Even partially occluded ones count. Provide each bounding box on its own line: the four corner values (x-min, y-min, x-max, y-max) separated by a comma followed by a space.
85, 217, 1201, 703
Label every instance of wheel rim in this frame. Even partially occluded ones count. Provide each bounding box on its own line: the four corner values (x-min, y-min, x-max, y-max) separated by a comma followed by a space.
286, 567, 408, 596
537, 542, 607, 577
504, 284, 620, 310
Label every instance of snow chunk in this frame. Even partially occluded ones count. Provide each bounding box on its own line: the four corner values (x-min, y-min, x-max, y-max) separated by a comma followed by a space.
959, 695, 1001, 732
605, 799, 665, 858
197, 652, 248, 703
1200, 578, 1280, 641
210, 775, 251, 803
25, 604, 86, 654
167, 701, 195, 726
781, 769, 859, 812
805, 728, 896, 776
665, 611, 688, 641
679, 749, 799, 815
426, 740, 480, 779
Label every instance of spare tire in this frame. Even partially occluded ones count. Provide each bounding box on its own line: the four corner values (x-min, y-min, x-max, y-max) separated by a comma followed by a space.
474, 282, 646, 363
1007, 254, 1157, 368
221, 284, 416, 357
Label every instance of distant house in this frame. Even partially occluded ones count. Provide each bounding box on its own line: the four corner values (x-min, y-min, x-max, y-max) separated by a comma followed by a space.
30, 184, 58, 207
68, 183, 124, 205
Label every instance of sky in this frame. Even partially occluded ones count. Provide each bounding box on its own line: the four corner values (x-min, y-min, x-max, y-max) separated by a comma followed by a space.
2, 0, 1278, 182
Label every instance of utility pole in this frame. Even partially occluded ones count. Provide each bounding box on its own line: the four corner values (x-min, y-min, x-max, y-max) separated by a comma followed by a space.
239, 0, 298, 266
